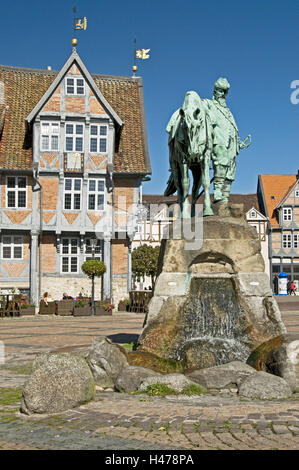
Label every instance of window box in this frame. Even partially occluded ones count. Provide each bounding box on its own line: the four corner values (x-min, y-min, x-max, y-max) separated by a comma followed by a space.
20, 305, 35, 316
73, 305, 91, 316
57, 300, 74, 316
39, 301, 57, 315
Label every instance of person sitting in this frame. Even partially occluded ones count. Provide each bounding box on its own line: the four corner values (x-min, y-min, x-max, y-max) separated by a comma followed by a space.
62, 292, 73, 300
43, 292, 54, 306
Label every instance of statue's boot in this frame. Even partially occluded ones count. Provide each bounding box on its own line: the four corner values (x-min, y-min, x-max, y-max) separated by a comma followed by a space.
213, 178, 225, 203
221, 180, 232, 203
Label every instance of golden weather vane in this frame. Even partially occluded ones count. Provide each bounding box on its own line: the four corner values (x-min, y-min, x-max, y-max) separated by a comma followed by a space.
72, 5, 87, 48
132, 37, 150, 76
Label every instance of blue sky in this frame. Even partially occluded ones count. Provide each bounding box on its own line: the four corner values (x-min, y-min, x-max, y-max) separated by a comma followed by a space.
0, 0, 298, 194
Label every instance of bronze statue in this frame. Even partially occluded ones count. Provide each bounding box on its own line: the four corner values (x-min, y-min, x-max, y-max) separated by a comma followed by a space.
165, 77, 251, 217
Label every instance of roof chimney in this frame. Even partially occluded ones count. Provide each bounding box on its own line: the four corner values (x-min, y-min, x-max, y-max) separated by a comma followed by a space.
297, 169, 299, 180
46, 66, 52, 71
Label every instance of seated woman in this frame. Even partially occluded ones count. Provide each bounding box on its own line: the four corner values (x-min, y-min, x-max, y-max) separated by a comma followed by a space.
43, 292, 54, 306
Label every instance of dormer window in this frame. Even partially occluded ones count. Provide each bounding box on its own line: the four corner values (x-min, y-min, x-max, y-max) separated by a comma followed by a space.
283, 208, 292, 222
66, 77, 85, 95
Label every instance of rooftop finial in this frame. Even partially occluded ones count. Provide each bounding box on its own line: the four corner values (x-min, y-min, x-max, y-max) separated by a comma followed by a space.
72, 4, 87, 50
132, 37, 150, 77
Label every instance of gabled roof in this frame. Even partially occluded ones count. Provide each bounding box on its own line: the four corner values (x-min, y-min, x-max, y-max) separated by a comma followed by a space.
259, 174, 297, 228
274, 178, 299, 210
25, 50, 123, 127
246, 206, 267, 220
0, 53, 151, 174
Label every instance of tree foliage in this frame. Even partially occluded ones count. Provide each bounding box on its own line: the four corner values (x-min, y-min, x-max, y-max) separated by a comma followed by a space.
81, 260, 106, 278
132, 244, 160, 283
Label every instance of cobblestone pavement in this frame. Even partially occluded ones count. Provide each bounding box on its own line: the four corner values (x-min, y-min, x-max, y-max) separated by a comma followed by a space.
0, 309, 298, 450
0, 313, 144, 363
0, 391, 299, 450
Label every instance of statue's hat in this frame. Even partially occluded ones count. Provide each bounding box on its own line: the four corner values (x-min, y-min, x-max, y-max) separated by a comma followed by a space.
214, 77, 230, 91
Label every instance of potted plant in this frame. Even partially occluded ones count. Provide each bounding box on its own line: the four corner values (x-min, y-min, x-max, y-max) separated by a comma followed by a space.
104, 302, 114, 315
20, 303, 35, 316
81, 260, 106, 316
118, 299, 130, 312
94, 299, 113, 316
73, 299, 91, 317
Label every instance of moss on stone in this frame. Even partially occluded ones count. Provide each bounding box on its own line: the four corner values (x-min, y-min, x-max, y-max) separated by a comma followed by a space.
127, 350, 185, 374
181, 383, 208, 395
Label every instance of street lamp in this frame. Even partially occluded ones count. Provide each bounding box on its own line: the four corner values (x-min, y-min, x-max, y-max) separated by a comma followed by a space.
90, 237, 97, 316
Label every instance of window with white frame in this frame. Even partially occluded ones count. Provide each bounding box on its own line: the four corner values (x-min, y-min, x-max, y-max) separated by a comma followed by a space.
2, 235, 23, 259
294, 234, 299, 249
40, 122, 59, 151
84, 238, 102, 261
90, 124, 108, 153
64, 178, 82, 210
88, 179, 105, 211
283, 208, 292, 221
282, 234, 292, 248
66, 77, 85, 95
295, 190, 299, 198
65, 123, 84, 152
61, 238, 79, 273
250, 210, 257, 218
6, 176, 27, 208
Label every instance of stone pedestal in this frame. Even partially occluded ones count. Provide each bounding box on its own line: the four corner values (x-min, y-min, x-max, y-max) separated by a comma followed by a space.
138, 205, 286, 369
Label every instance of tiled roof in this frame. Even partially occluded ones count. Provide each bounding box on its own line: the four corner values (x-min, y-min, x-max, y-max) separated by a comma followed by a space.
259, 174, 297, 228
0, 64, 150, 174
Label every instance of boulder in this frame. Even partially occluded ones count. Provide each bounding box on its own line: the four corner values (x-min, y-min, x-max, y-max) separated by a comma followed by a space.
247, 334, 299, 392
139, 373, 197, 393
88, 363, 114, 389
186, 361, 256, 389
87, 337, 128, 384
238, 371, 292, 399
21, 353, 95, 415
115, 366, 161, 392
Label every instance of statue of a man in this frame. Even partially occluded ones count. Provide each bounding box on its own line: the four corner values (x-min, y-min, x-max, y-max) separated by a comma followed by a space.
205, 77, 250, 203
164, 77, 251, 217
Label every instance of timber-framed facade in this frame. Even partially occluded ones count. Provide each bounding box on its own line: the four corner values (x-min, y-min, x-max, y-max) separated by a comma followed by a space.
0, 49, 151, 306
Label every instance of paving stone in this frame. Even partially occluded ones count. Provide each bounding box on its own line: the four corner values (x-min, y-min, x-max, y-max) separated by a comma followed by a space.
272, 425, 291, 434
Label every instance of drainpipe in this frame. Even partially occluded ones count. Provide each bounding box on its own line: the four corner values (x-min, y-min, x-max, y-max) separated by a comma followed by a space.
108, 163, 114, 303
32, 163, 43, 304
